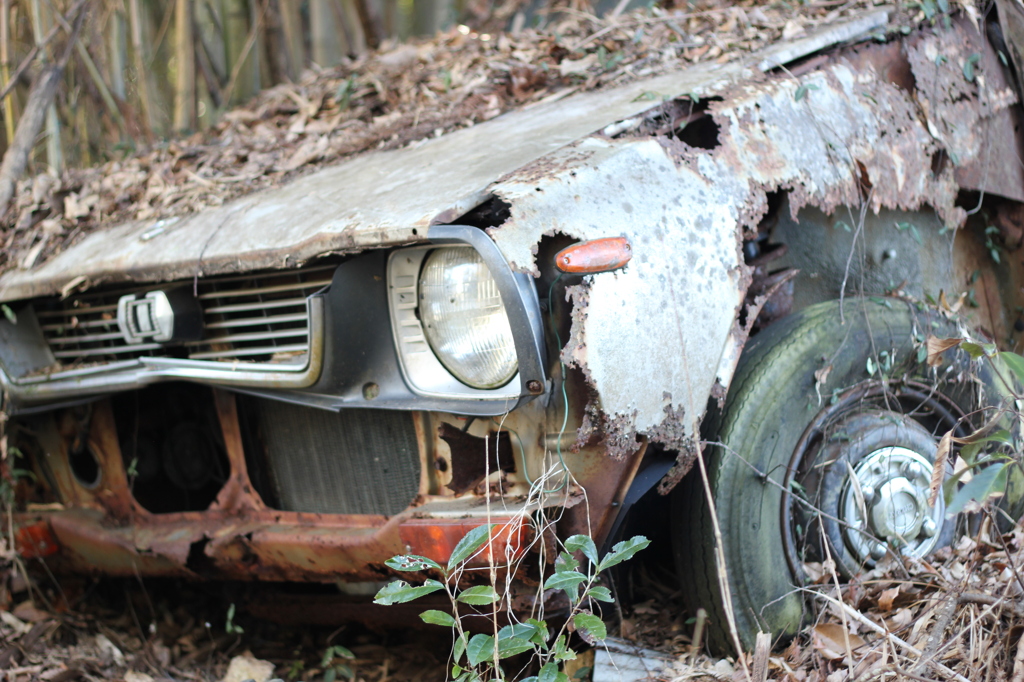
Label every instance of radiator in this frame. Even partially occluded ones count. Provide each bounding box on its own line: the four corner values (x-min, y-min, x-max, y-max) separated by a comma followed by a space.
252, 400, 422, 516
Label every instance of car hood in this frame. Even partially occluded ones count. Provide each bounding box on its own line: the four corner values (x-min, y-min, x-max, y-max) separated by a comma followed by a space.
0, 10, 888, 303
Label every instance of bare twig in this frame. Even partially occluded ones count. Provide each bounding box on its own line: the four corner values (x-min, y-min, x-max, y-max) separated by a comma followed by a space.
912, 592, 960, 677
694, 451, 752, 682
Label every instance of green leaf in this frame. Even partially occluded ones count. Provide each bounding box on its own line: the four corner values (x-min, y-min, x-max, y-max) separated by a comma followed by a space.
526, 618, 549, 647
373, 579, 444, 605
419, 609, 456, 627
1, 304, 16, 325
325, 668, 336, 682
573, 667, 592, 680
448, 525, 495, 570
585, 585, 614, 603
1000, 352, 1024, 386
497, 636, 534, 658
322, 645, 354, 666
947, 462, 1008, 516
454, 633, 468, 664
598, 535, 651, 572
961, 342, 996, 359
552, 635, 576, 662
456, 585, 500, 605
386, 555, 443, 572
573, 614, 607, 644
498, 623, 538, 642
964, 53, 981, 82
467, 634, 495, 667
937, 0, 949, 11
538, 663, 560, 682
922, 0, 937, 19
543, 570, 588, 593
555, 551, 579, 573
794, 83, 819, 101
564, 535, 599, 565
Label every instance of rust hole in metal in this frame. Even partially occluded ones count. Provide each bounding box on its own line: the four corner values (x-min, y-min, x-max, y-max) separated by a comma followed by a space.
185, 537, 216, 576
675, 112, 720, 150
450, 196, 512, 229
438, 422, 515, 495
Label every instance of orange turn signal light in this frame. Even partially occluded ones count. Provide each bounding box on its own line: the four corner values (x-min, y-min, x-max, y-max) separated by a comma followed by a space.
555, 237, 632, 274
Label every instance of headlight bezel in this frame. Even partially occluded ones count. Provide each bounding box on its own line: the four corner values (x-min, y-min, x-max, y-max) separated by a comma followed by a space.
387, 225, 546, 405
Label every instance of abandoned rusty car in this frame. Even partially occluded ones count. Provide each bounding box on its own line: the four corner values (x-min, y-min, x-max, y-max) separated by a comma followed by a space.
3, 6, 1024, 652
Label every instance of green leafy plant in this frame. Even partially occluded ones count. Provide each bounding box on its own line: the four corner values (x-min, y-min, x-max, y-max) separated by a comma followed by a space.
321, 645, 355, 682
224, 602, 244, 635
374, 525, 649, 682
930, 339, 1024, 516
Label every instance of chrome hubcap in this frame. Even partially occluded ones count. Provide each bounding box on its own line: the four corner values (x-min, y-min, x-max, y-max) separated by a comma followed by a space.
841, 446, 944, 562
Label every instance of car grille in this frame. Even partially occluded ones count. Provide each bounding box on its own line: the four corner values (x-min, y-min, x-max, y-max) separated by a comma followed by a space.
35, 265, 335, 368
246, 398, 423, 516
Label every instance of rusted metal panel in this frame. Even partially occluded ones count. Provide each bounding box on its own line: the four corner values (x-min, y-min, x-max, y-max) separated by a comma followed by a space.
0, 12, 888, 302
16, 393, 572, 581
487, 24, 1018, 466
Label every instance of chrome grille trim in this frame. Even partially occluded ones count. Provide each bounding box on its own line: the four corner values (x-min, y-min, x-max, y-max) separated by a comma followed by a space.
3, 267, 331, 403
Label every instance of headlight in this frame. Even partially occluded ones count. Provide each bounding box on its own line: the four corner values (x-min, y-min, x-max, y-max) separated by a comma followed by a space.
418, 247, 517, 389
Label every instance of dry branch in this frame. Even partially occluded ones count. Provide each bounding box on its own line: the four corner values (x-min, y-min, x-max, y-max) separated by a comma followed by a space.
0, 2, 82, 211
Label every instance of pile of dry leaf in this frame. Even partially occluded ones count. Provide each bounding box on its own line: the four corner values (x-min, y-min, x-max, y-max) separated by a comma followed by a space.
1, 0, 899, 277
649, 517, 1024, 682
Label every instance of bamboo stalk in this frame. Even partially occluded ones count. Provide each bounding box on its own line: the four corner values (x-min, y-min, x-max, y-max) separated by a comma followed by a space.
128, 0, 154, 138
43, 0, 129, 138
30, 0, 63, 172
107, 6, 125, 100
0, 7, 84, 211
222, 0, 254, 104
173, 0, 196, 132
218, 0, 262, 109
350, 0, 379, 50
0, 0, 87, 103
262, 0, 292, 83
310, 0, 342, 66
0, 0, 15, 148
277, 0, 304, 79
329, 0, 356, 57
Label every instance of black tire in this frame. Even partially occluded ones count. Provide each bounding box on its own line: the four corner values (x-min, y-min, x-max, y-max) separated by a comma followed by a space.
672, 298, 1014, 653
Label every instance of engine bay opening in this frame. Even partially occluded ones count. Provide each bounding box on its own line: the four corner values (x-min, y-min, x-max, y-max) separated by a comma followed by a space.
113, 383, 231, 514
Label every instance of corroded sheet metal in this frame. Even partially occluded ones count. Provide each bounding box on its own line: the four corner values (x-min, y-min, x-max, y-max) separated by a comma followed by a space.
487, 23, 1017, 460
0, 13, 887, 302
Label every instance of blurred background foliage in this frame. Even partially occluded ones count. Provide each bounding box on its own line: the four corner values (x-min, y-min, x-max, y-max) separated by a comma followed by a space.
0, 0, 585, 173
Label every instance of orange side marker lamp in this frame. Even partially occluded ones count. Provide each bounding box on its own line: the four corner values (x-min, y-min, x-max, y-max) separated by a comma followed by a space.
555, 237, 632, 274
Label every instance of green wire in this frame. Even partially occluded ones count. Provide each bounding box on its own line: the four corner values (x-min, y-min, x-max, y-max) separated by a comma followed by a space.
490, 272, 572, 493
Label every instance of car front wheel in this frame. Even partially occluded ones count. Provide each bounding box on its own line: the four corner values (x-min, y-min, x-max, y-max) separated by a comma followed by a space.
672, 298, 1013, 652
